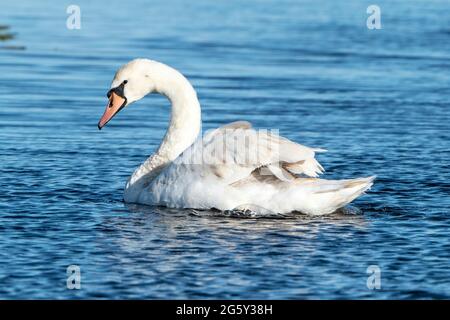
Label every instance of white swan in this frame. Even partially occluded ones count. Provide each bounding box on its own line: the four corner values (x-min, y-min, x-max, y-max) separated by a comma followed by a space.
98, 59, 375, 215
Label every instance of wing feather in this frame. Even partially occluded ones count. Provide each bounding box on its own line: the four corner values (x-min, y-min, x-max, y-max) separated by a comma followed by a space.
177, 121, 325, 184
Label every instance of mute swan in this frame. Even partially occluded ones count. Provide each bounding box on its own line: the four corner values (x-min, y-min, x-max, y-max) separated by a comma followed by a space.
98, 59, 375, 215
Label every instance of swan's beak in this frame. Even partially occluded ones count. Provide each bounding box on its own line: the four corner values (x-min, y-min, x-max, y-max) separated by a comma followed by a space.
98, 92, 126, 130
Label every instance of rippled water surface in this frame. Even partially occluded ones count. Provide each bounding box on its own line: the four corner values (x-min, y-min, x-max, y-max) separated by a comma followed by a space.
1, 0, 449, 299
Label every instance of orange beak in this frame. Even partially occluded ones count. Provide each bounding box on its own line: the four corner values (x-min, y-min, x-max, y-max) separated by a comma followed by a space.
98, 92, 127, 130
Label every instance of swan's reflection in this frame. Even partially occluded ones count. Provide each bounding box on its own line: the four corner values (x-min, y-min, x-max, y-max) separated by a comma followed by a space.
93, 203, 372, 298
100, 203, 369, 254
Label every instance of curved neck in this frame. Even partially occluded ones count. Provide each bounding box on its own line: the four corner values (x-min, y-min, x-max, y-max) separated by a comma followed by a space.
129, 66, 201, 186
155, 72, 201, 162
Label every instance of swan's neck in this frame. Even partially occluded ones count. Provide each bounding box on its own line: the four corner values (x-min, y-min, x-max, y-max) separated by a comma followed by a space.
130, 67, 201, 185
155, 74, 201, 162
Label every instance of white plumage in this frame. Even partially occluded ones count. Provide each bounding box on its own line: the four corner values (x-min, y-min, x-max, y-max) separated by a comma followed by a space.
99, 59, 375, 215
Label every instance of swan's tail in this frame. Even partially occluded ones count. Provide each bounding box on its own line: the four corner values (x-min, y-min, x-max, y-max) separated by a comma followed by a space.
300, 175, 376, 215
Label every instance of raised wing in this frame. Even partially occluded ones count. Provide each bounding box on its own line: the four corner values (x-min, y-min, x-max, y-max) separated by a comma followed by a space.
176, 121, 325, 185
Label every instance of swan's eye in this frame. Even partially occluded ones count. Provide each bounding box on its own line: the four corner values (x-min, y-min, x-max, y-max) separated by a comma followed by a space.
123, 80, 128, 84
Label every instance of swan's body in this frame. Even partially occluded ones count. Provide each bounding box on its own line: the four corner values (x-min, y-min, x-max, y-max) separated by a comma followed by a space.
99, 59, 374, 215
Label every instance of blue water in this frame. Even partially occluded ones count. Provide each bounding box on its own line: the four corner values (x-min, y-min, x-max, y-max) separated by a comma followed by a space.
1, 0, 449, 299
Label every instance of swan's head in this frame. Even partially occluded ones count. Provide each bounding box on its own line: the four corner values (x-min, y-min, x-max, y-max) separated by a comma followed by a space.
98, 59, 160, 129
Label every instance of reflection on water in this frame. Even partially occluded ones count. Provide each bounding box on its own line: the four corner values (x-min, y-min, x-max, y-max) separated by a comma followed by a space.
94, 203, 372, 299
124, 203, 368, 232
0, 0, 449, 299
0, 24, 26, 50
0, 25, 14, 41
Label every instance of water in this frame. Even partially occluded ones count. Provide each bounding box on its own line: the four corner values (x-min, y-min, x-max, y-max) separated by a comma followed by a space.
1, 0, 449, 299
